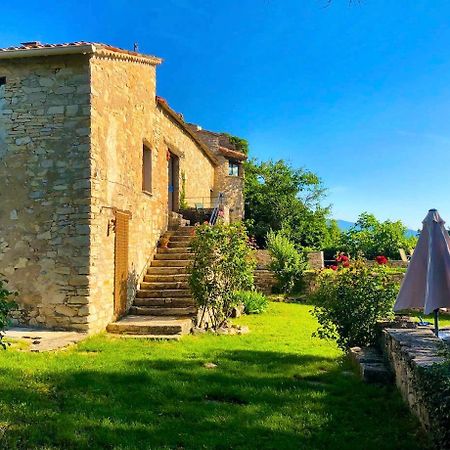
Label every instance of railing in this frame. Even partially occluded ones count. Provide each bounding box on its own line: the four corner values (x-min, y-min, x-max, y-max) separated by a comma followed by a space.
182, 197, 215, 209
209, 192, 224, 225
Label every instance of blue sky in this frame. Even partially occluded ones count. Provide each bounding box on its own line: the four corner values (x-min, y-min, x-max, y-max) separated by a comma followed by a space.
2, 0, 450, 229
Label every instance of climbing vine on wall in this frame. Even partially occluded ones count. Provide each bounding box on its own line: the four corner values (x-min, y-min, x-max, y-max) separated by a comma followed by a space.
0, 278, 17, 349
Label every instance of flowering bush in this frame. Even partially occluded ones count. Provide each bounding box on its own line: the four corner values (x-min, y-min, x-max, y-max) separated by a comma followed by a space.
189, 222, 256, 329
375, 255, 388, 265
311, 260, 397, 350
327, 253, 350, 270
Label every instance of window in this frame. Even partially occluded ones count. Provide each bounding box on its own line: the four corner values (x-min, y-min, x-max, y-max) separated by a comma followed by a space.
0, 77, 6, 87
229, 161, 240, 177
142, 144, 152, 193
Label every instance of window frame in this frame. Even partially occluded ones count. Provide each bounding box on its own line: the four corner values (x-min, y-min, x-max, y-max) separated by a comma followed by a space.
228, 160, 240, 177
142, 144, 153, 195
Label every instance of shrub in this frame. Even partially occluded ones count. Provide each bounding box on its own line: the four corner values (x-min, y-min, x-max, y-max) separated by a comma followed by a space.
0, 277, 16, 349
189, 222, 256, 329
416, 361, 450, 449
311, 260, 397, 350
233, 290, 269, 314
266, 230, 308, 293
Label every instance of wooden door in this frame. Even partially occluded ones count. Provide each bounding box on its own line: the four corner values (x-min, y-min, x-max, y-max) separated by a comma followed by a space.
168, 152, 180, 212
114, 210, 129, 319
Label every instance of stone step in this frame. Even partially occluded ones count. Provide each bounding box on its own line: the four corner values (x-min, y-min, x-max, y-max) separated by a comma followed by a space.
134, 297, 195, 307
111, 334, 181, 341
151, 260, 191, 267
137, 288, 191, 298
144, 274, 189, 282
140, 281, 189, 290
158, 247, 192, 254
168, 241, 192, 249
147, 267, 189, 275
170, 235, 193, 242
155, 253, 193, 260
130, 306, 197, 316
107, 315, 192, 336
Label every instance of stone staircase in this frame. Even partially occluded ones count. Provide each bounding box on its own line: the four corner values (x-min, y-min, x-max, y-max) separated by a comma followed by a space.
107, 226, 196, 339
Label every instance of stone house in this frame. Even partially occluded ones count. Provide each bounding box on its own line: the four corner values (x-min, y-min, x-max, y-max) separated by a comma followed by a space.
0, 41, 246, 333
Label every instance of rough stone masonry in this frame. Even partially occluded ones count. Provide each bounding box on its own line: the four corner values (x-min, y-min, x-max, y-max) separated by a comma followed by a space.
0, 42, 246, 332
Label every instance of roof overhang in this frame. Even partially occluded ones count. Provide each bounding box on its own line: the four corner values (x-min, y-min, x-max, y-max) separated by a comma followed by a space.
156, 97, 219, 166
0, 43, 162, 66
218, 146, 247, 161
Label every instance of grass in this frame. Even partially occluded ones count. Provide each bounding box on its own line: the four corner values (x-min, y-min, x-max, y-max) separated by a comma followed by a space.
0, 303, 430, 450
405, 310, 450, 328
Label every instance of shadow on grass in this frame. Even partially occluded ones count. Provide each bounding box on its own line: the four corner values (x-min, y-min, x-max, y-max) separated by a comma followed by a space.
0, 349, 429, 450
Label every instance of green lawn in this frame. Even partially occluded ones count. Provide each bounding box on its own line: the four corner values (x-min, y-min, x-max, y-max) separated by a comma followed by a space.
0, 303, 429, 450
406, 310, 450, 328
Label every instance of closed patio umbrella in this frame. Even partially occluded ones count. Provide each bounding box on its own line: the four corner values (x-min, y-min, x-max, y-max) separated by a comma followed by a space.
393, 209, 450, 336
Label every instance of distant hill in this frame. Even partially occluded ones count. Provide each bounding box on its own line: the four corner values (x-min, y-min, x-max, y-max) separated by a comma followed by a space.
336, 220, 354, 232
335, 219, 418, 237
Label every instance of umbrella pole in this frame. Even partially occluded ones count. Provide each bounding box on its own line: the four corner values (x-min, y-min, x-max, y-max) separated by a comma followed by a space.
434, 308, 439, 337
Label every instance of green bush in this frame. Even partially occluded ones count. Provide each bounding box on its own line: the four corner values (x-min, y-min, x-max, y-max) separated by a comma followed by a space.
416, 360, 450, 449
189, 222, 256, 329
266, 230, 308, 293
311, 260, 397, 350
234, 290, 269, 314
0, 277, 16, 349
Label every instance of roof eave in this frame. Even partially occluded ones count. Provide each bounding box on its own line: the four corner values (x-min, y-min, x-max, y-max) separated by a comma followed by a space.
157, 99, 219, 166
0, 45, 163, 65
218, 146, 247, 161
0, 44, 96, 60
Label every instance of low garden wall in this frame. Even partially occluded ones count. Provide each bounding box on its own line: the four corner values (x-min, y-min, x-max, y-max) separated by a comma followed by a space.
381, 327, 449, 447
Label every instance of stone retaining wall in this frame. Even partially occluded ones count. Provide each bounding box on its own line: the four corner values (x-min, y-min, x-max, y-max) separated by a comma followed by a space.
254, 269, 277, 294
381, 328, 446, 431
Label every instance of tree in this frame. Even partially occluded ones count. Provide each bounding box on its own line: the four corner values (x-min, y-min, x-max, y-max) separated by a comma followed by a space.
244, 159, 330, 249
341, 212, 417, 259
323, 219, 342, 249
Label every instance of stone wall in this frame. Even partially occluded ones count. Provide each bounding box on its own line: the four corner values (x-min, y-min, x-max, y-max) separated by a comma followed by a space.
254, 270, 277, 294
192, 128, 244, 221
0, 55, 92, 330
0, 51, 219, 333
381, 328, 446, 432
88, 54, 216, 331
307, 251, 324, 269
214, 154, 244, 222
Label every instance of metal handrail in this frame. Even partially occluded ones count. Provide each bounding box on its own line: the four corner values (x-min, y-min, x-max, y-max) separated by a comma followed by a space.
209, 192, 224, 225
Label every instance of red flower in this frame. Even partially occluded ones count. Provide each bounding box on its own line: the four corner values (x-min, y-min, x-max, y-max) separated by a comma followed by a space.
335, 254, 349, 263
329, 265, 338, 271
342, 261, 350, 268
375, 255, 388, 265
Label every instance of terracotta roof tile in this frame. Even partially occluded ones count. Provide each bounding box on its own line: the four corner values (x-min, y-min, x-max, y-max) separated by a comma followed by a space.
218, 146, 247, 161
0, 41, 162, 63
0, 41, 94, 51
